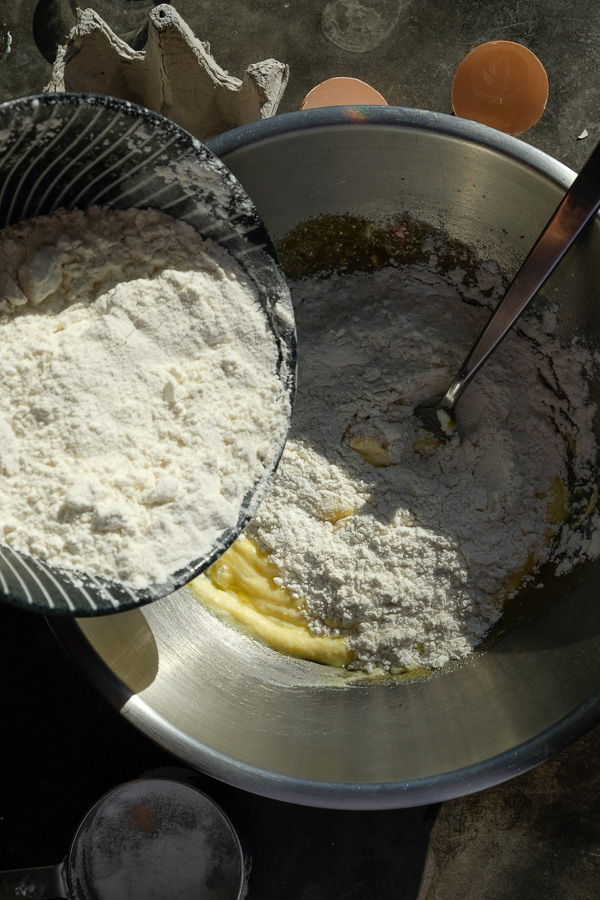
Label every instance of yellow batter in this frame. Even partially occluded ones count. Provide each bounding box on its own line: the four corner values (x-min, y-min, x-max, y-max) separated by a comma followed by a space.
190, 535, 353, 667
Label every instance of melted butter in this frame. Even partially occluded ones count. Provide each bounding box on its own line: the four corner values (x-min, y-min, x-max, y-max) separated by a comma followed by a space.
543, 476, 570, 525
190, 536, 353, 667
320, 502, 355, 525
350, 433, 392, 467
495, 553, 537, 601
343, 662, 432, 684
486, 478, 569, 607
570, 484, 598, 529
353, 430, 444, 462
413, 434, 442, 457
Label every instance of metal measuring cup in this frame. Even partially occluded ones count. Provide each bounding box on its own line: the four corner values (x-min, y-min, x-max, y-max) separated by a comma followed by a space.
0, 777, 247, 899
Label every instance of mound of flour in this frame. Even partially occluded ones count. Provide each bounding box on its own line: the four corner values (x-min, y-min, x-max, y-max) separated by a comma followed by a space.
0, 206, 289, 590
247, 261, 598, 671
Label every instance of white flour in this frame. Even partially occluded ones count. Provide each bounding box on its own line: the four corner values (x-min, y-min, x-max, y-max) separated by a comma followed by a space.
247, 261, 598, 671
0, 206, 289, 590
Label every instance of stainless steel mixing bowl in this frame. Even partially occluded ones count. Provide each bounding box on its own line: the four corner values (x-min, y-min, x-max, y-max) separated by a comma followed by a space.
53, 107, 600, 809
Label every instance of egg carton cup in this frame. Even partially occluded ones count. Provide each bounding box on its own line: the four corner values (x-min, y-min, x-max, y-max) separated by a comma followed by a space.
45, 4, 289, 141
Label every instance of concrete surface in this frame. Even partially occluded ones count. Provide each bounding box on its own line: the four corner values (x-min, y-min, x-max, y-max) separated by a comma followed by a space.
2, 2, 600, 898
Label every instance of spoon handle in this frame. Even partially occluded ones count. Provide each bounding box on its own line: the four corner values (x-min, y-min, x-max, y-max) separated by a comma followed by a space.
0, 863, 67, 899
441, 138, 600, 411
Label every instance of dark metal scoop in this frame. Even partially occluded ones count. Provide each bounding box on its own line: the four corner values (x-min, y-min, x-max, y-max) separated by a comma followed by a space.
415, 137, 600, 441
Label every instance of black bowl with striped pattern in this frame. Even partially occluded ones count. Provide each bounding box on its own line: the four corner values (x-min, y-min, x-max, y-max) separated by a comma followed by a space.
0, 93, 296, 616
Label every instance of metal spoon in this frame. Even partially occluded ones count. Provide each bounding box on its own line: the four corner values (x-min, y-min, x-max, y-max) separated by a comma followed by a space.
415, 137, 600, 441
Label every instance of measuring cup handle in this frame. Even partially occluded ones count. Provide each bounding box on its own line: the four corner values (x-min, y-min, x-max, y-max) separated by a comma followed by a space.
0, 863, 67, 899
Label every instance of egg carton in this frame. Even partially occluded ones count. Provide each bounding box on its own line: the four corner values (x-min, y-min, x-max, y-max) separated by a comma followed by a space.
44, 3, 289, 141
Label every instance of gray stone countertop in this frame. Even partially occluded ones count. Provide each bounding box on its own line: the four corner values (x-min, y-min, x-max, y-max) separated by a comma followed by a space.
1, 2, 600, 898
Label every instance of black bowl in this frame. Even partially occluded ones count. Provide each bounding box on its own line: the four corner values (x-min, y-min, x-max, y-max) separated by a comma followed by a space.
0, 93, 296, 616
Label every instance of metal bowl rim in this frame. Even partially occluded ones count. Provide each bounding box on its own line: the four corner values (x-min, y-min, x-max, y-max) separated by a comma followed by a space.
206, 105, 578, 193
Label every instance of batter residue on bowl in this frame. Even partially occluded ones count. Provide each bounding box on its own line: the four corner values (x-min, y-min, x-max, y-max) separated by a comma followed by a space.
191, 230, 599, 674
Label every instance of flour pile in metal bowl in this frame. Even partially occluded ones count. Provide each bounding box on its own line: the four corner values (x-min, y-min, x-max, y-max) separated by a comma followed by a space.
195, 250, 600, 673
